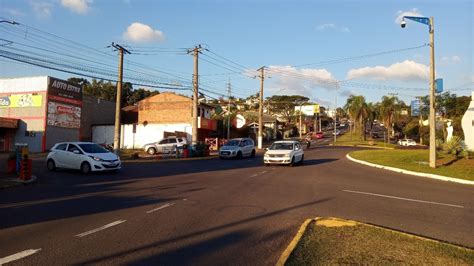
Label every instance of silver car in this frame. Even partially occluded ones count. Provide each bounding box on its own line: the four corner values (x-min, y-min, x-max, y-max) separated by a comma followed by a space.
143, 137, 188, 155
219, 138, 256, 159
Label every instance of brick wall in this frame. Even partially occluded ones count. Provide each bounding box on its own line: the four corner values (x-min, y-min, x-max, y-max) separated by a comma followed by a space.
138, 92, 193, 124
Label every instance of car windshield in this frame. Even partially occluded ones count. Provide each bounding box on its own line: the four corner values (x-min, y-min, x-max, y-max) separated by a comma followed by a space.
269, 143, 294, 150
79, 144, 110, 154
225, 140, 241, 146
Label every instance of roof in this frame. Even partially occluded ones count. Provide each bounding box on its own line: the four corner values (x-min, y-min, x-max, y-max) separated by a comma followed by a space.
0, 117, 19, 129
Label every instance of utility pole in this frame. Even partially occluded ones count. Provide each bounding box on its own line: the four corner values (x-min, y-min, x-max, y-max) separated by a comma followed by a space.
257, 66, 265, 149
188, 45, 203, 145
111, 42, 130, 154
227, 79, 232, 139
299, 104, 303, 140
428, 17, 436, 168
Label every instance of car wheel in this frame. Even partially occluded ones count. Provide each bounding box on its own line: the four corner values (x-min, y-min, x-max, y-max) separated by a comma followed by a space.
219, 156, 225, 160
47, 159, 56, 171
264, 163, 269, 167
300, 155, 304, 165
81, 162, 91, 174
289, 157, 295, 167
147, 147, 157, 155
236, 151, 242, 159
250, 150, 255, 158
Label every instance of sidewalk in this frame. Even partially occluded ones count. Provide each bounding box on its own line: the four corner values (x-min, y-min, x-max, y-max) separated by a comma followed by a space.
0, 153, 41, 189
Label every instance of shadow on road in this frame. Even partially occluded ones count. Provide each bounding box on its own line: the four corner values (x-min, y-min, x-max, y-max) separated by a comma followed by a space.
77, 197, 333, 265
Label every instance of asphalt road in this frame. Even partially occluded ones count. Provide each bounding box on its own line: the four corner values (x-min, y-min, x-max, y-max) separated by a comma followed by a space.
0, 145, 473, 265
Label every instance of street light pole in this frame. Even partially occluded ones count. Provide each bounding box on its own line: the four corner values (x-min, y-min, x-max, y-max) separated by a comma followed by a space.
402, 15, 436, 168
257, 66, 265, 149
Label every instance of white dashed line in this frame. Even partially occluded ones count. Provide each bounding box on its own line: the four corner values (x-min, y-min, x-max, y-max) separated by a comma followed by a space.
0, 249, 42, 264
250, 174, 258, 177
343, 190, 464, 208
75, 220, 127, 238
146, 203, 175, 214
260, 171, 267, 174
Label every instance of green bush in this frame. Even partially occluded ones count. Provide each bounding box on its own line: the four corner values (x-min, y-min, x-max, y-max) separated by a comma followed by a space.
443, 136, 469, 159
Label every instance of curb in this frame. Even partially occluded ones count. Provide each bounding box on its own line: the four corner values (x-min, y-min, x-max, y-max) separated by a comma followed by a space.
346, 154, 474, 185
276, 218, 315, 266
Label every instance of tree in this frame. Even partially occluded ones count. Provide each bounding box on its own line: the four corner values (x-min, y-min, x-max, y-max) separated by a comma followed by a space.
266, 95, 309, 125
379, 96, 402, 141
344, 95, 368, 140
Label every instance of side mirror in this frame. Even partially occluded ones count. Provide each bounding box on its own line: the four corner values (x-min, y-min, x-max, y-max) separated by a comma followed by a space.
73, 150, 80, 154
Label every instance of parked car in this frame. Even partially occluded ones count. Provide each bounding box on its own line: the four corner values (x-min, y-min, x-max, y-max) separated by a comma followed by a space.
143, 137, 188, 155
398, 139, 417, 146
219, 138, 255, 159
314, 131, 324, 139
332, 129, 341, 136
46, 142, 121, 174
263, 140, 304, 166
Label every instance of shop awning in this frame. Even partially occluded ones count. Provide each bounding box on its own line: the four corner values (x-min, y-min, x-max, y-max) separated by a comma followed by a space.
0, 117, 19, 129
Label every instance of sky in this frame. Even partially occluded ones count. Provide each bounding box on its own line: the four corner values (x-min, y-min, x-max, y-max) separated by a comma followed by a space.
1, 0, 473, 109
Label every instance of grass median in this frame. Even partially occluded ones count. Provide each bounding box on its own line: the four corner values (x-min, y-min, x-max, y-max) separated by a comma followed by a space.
349, 149, 474, 181
286, 217, 474, 265
333, 131, 397, 149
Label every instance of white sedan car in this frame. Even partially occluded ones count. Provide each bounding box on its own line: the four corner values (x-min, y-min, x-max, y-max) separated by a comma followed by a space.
263, 140, 304, 166
46, 142, 121, 174
397, 139, 417, 146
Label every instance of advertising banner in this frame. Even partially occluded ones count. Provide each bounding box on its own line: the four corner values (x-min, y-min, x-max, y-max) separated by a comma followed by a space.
48, 77, 82, 106
0, 94, 43, 108
295, 104, 320, 115
47, 101, 81, 128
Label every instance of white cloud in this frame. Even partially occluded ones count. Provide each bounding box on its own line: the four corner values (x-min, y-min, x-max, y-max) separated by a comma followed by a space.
439, 55, 462, 66
1, 7, 25, 17
30, 1, 53, 18
347, 60, 429, 82
61, 0, 91, 14
123, 22, 166, 43
266, 65, 339, 99
395, 8, 423, 23
316, 23, 350, 33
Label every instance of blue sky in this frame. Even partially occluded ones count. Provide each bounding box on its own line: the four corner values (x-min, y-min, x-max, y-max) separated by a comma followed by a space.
1, 0, 473, 108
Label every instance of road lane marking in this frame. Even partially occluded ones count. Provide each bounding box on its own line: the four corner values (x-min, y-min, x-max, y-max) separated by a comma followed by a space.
0, 249, 41, 264
75, 220, 126, 238
342, 190, 464, 209
146, 203, 175, 214
260, 171, 267, 174
250, 174, 258, 177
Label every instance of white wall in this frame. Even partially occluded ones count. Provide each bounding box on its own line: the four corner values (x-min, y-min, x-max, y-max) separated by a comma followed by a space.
0, 76, 48, 93
92, 123, 192, 149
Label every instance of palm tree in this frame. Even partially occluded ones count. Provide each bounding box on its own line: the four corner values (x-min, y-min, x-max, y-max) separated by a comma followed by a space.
344, 95, 368, 140
378, 96, 401, 142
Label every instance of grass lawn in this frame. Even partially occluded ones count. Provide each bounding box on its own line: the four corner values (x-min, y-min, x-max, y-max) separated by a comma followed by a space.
286, 218, 474, 265
350, 149, 474, 181
334, 131, 397, 149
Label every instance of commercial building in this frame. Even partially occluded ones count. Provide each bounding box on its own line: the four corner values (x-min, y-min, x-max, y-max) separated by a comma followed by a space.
0, 76, 115, 152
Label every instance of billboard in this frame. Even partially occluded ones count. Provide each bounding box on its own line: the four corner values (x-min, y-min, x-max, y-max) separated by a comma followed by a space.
295, 104, 320, 115
411, 99, 421, 116
47, 101, 81, 128
48, 77, 82, 106
0, 94, 43, 108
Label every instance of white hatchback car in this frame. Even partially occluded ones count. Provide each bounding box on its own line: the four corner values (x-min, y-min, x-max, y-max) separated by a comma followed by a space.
219, 138, 256, 159
263, 140, 304, 166
397, 139, 417, 146
46, 142, 121, 174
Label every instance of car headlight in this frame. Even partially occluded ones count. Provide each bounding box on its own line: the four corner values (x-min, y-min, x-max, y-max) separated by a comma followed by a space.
89, 155, 103, 161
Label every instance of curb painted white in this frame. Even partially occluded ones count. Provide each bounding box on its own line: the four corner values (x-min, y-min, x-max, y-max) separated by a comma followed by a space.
346, 154, 474, 186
